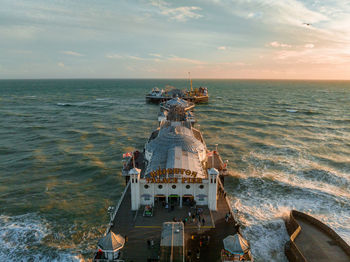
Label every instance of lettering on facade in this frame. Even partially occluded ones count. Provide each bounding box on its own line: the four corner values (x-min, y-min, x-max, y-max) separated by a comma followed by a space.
146, 168, 202, 184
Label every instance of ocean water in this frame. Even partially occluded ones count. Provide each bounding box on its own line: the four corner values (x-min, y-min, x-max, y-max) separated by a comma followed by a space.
1, 79, 349, 262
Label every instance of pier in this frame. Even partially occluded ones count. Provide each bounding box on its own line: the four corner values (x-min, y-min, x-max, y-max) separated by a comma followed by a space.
107, 181, 239, 261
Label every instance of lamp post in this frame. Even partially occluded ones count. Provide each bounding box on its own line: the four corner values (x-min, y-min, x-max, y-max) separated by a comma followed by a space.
107, 206, 115, 222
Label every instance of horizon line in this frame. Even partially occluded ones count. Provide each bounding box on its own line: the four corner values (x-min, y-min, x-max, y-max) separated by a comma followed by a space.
1, 77, 350, 81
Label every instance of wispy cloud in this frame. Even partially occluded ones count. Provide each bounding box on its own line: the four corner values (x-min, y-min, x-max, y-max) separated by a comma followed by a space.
268, 41, 292, 48
61, 51, 84, 56
105, 54, 122, 59
149, 53, 162, 57
275, 48, 350, 65
168, 55, 206, 65
105, 54, 146, 60
127, 55, 144, 60
304, 43, 314, 48
151, 0, 202, 22
217, 46, 227, 50
214, 0, 328, 26
58, 62, 65, 67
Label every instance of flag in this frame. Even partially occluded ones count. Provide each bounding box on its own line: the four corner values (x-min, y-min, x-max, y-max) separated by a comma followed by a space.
123, 152, 132, 158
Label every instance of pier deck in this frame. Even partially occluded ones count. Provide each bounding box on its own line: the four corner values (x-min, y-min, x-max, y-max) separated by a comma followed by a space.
110, 186, 237, 261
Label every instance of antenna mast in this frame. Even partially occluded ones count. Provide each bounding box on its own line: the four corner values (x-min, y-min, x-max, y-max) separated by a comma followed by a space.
188, 72, 193, 92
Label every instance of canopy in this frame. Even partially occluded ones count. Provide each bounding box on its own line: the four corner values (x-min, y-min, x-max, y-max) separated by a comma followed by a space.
223, 234, 249, 255
98, 231, 125, 252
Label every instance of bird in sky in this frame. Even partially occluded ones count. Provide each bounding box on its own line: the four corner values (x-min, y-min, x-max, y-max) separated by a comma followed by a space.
303, 23, 312, 26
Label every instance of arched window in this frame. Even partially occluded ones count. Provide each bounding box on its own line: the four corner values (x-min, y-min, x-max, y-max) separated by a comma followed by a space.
172, 185, 176, 189
158, 185, 163, 189
144, 185, 149, 189
186, 185, 190, 189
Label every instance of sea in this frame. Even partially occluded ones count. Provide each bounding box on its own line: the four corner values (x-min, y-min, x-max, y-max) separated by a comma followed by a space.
0, 79, 349, 262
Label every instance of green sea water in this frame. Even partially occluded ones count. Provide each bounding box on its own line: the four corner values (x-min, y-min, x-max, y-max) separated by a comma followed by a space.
1, 79, 349, 261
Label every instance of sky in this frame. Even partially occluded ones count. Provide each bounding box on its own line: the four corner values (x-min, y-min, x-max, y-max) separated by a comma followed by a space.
1, 0, 350, 79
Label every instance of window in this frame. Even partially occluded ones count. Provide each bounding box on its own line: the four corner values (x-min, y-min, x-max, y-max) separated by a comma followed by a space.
172, 185, 176, 189
186, 185, 190, 189
144, 185, 149, 189
158, 185, 163, 189
199, 185, 204, 189
132, 179, 134, 183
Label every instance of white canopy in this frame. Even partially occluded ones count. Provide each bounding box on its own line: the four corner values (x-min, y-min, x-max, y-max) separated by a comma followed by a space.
223, 234, 249, 255
98, 231, 125, 252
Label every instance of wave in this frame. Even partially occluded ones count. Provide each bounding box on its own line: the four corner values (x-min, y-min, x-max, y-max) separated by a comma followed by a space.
0, 213, 83, 262
57, 103, 73, 107
56, 101, 110, 108
229, 175, 350, 261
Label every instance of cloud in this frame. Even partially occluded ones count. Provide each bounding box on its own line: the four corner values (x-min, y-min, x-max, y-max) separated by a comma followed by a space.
127, 55, 144, 60
105, 54, 122, 59
247, 12, 263, 19
275, 48, 349, 65
304, 43, 315, 48
217, 46, 227, 50
168, 56, 206, 65
105, 54, 146, 60
268, 41, 292, 48
58, 62, 65, 67
61, 51, 84, 56
151, 0, 202, 22
149, 53, 162, 57
207, 0, 328, 29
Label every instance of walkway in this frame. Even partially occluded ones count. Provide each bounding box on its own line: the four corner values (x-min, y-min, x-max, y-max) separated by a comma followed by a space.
294, 217, 350, 262
109, 187, 238, 261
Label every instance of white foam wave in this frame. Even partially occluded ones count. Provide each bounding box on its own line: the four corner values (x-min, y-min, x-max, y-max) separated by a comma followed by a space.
230, 170, 350, 262
0, 213, 84, 262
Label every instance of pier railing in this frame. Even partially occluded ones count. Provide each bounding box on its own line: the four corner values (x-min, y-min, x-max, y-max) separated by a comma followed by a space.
217, 178, 240, 232
104, 180, 131, 236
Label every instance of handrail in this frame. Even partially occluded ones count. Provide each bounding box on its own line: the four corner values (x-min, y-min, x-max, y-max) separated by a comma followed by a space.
217, 178, 240, 233
104, 181, 131, 236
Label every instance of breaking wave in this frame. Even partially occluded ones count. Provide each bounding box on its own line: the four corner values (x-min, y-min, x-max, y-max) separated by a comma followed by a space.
0, 213, 84, 262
